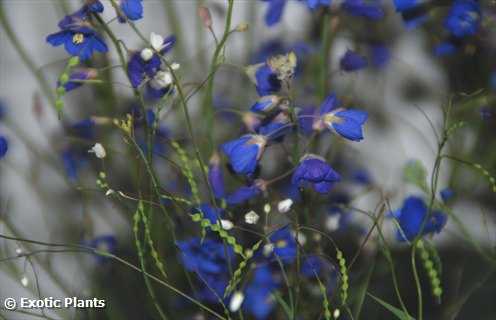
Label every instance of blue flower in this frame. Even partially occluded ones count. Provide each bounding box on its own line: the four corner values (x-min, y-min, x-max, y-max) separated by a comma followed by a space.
226, 183, 264, 206
46, 9, 108, 61
262, 0, 287, 26
303, 0, 331, 10
117, 0, 144, 22
297, 105, 318, 135
0, 136, 8, 158
342, 0, 384, 20
221, 134, 267, 175
243, 265, 279, 319
340, 50, 368, 72
256, 112, 291, 141
254, 64, 282, 96
250, 95, 284, 114
61, 148, 86, 181
177, 237, 233, 303
267, 226, 297, 263
85, 0, 104, 13
59, 68, 98, 92
87, 234, 117, 263
292, 154, 341, 194
390, 196, 448, 242
127, 35, 176, 88
444, 0, 480, 38
370, 44, 390, 68
434, 42, 457, 57
440, 188, 455, 203
393, 0, 431, 29
301, 255, 326, 277
70, 118, 96, 140
316, 93, 368, 141
194, 204, 224, 224
208, 153, 226, 199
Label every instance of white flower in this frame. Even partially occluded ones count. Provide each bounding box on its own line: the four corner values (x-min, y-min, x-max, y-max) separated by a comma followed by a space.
277, 198, 293, 213
333, 308, 340, 319
325, 214, 341, 232
150, 70, 173, 89
89, 143, 106, 159
15, 248, 23, 255
263, 243, 274, 256
220, 219, 234, 230
140, 48, 154, 61
244, 210, 259, 224
229, 291, 245, 312
263, 203, 271, 214
170, 62, 180, 70
21, 275, 29, 287
150, 32, 164, 51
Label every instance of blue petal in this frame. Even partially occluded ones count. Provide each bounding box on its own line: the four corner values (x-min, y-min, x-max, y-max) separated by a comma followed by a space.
319, 94, 341, 114
46, 31, 71, 46
265, 0, 287, 26
120, 0, 143, 21
0, 136, 8, 158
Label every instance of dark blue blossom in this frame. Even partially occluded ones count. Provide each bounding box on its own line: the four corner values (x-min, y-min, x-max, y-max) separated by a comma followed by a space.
226, 183, 264, 206
370, 44, 390, 68
46, 8, 108, 61
301, 255, 327, 277
117, 0, 144, 22
393, 0, 431, 29
254, 63, 282, 96
390, 196, 447, 242
177, 237, 233, 303
342, 0, 384, 20
256, 112, 291, 141
0, 136, 8, 158
303, 0, 331, 10
444, 0, 480, 38
59, 68, 98, 92
292, 154, 341, 193
208, 153, 226, 199
61, 148, 86, 181
267, 226, 297, 263
243, 265, 279, 319
250, 95, 283, 114
127, 34, 176, 88
316, 93, 368, 141
440, 188, 455, 203
85, 0, 104, 13
221, 134, 267, 175
70, 118, 96, 140
434, 41, 457, 57
87, 234, 117, 263
340, 50, 368, 72
262, 0, 287, 26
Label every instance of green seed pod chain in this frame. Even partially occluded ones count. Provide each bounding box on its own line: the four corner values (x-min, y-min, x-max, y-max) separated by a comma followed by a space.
55, 56, 80, 114
417, 240, 443, 299
336, 250, 348, 305
224, 240, 263, 298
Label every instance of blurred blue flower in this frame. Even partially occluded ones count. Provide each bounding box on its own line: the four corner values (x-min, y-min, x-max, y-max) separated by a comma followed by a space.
303, 0, 331, 10
87, 234, 117, 263
256, 112, 291, 141
301, 255, 326, 277
434, 41, 457, 57
85, 0, 104, 13
342, 0, 384, 20
340, 50, 368, 72
0, 136, 8, 159
117, 0, 144, 22
262, 0, 287, 26
226, 183, 264, 206
317, 94, 368, 141
393, 0, 431, 29
59, 68, 98, 92
254, 63, 282, 96
390, 196, 447, 241
352, 168, 372, 185
46, 8, 108, 61
222, 134, 267, 175
444, 0, 480, 38
243, 265, 279, 319
208, 153, 226, 199
440, 188, 455, 203
61, 148, 86, 181
292, 154, 341, 193
251, 95, 283, 114
370, 44, 391, 68
177, 237, 233, 303
268, 226, 297, 263
70, 118, 96, 140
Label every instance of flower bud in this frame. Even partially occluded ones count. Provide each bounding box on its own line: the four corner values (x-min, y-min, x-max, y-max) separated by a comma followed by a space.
140, 48, 154, 61
89, 143, 106, 159
235, 22, 249, 32
198, 6, 212, 29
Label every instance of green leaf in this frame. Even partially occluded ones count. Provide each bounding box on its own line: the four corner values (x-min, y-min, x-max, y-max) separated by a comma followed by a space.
403, 160, 429, 192
367, 293, 415, 320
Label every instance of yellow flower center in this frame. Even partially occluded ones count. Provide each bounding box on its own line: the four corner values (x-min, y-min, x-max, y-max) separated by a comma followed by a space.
276, 240, 287, 248
72, 33, 84, 44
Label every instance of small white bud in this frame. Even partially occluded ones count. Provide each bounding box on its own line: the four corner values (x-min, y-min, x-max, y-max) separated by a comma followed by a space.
263, 203, 271, 214
21, 275, 29, 287
229, 291, 244, 312
333, 308, 340, 318
263, 243, 274, 257
170, 62, 180, 70
325, 215, 341, 232
140, 48, 154, 61
277, 198, 293, 213
220, 219, 234, 230
89, 143, 106, 159
15, 248, 23, 255
150, 32, 164, 51
244, 211, 260, 224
